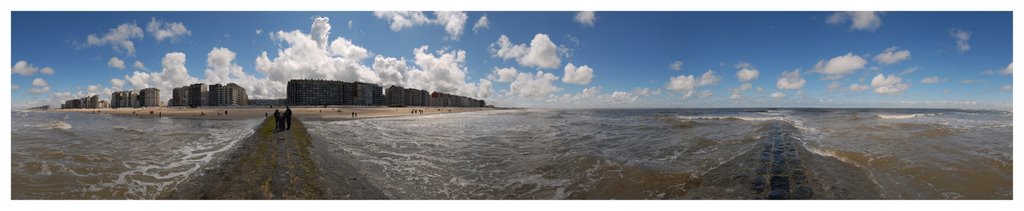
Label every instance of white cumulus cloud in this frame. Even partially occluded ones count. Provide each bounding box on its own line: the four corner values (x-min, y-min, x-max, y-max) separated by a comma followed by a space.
373, 11, 468, 40
110, 78, 125, 88
508, 71, 561, 99
255, 20, 379, 92
670, 60, 684, 71
826, 11, 882, 31
146, 17, 191, 43
633, 87, 661, 96
735, 62, 759, 82
574, 11, 596, 27
85, 22, 144, 55
999, 62, 1013, 75
873, 47, 911, 65
108, 57, 126, 70
666, 75, 696, 96
115, 52, 199, 102
373, 11, 431, 31
562, 63, 594, 85
133, 60, 146, 70
370, 55, 412, 88
698, 69, 721, 86
32, 78, 48, 86
434, 11, 468, 40
920, 76, 945, 84
730, 83, 753, 99
870, 74, 911, 95
771, 92, 786, 98
488, 67, 519, 83
29, 86, 50, 94
813, 52, 867, 79
12, 61, 54, 76
406, 45, 490, 98
472, 15, 490, 33
776, 69, 806, 90
666, 70, 720, 98
950, 28, 971, 53
489, 34, 561, 69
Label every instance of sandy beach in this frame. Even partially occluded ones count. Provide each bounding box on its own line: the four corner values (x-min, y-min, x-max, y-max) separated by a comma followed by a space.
52, 106, 503, 121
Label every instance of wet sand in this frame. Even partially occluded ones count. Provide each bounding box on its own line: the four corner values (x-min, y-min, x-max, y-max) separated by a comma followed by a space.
55, 106, 501, 121
164, 117, 387, 199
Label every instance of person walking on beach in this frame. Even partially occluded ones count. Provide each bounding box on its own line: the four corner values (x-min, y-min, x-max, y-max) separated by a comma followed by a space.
284, 106, 293, 130
273, 109, 282, 132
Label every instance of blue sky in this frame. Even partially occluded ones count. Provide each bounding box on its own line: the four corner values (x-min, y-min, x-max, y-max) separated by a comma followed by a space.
10, 12, 1013, 109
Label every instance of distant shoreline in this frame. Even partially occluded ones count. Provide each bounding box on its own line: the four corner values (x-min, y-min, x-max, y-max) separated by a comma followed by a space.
38, 106, 513, 121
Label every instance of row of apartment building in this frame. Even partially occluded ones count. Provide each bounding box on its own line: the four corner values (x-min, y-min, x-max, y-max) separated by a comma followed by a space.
109, 88, 161, 108
286, 79, 384, 106
60, 95, 108, 109
59, 79, 487, 109
169, 83, 249, 107
286, 79, 485, 107
59, 83, 247, 109
384, 85, 485, 107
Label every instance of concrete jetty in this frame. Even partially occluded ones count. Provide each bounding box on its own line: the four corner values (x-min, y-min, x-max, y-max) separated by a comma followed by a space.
688, 121, 881, 199
164, 117, 386, 199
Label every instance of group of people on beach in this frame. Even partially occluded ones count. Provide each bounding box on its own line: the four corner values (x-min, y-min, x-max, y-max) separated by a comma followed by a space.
411, 109, 424, 114
273, 106, 292, 132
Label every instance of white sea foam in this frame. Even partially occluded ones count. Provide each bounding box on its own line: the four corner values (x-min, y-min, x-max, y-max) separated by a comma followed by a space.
876, 113, 940, 119
41, 120, 72, 130
676, 115, 780, 122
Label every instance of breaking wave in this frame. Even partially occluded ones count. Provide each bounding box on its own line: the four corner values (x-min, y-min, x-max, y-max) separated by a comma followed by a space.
876, 113, 939, 119
38, 120, 72, 130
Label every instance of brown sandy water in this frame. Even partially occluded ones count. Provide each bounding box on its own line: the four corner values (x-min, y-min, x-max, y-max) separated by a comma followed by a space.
11, 108, 1013, 199
11, 111, 259, 199
305, 108, 1011, 199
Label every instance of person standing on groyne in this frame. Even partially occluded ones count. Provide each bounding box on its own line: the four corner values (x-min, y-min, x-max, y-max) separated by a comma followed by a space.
273, 109, 282, 132
285, 106, 293, 130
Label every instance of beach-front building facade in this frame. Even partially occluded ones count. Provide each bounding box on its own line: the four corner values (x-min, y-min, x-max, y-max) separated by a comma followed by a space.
170, 86, 189, 107
187, 83, 208, 108
60, 95, 101, 109
139, 88, 160, 107
111, 90, 139, 108
385, 85, 405, 106
372, 85, 385, 106
208, 83, 249, 106
223, 83, 249, 106
352, 82, 382, 106
288, 79, 344, 105
385, 85, 435, 107
285, 79, 484, 107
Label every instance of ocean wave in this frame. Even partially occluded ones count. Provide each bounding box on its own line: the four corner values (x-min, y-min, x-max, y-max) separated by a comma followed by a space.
876, 113, 938, 119
112, 126, 146, 134
37, 120, 72, 130
676, 115, 781, 122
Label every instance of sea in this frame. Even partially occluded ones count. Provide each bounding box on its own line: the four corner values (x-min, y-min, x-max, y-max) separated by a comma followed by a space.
10, 108, 1013, 199
10, 111, 260, 199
